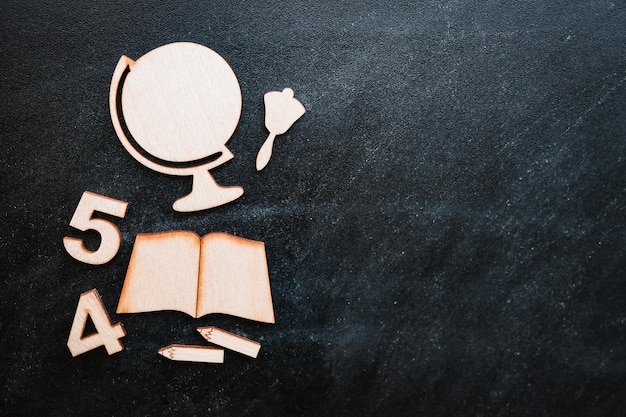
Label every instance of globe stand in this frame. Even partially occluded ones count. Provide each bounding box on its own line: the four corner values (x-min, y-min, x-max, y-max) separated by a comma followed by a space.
109, 46, 246, 213
173, 168, 244, 212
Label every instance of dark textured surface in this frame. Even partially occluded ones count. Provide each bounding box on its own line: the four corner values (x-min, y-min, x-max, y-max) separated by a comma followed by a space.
1, 1, 626, 416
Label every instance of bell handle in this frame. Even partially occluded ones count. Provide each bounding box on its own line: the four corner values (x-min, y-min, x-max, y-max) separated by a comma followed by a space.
256, 132, 277, 171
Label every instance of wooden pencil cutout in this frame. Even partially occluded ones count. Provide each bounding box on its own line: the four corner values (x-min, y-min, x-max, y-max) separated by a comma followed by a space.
109, 42, 244, 212
158, 345, 224, 363
197, 326, 261, 358
256, 88, 306, 171
67, 289, 126, 357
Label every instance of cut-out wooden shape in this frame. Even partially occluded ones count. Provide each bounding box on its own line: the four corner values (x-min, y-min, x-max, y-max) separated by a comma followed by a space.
109, 42, 244, 212
158, 344, 224, 363
256, 88, 306, 171
67, 289, 126, 357
63, 191, 128, 265
117, 231, 275, 323
197, 326, 261, 358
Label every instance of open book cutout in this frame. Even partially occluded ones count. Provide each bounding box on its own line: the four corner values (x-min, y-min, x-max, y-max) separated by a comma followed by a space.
116, 231, 274, 323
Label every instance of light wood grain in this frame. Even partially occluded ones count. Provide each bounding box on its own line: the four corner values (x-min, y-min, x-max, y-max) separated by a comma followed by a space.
67, 289, 126, 357
172, 167, 243, 212
117, 231, 274, 323
63, 191, 128, 265
109, 42, 244, 211
158, 344, 224, 363
117, 231, 200, 317
256, 88, 306, 170
197, 326, 261, 358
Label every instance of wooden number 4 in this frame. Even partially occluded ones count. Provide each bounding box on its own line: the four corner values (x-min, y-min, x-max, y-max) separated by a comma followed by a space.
63, 191, 128, 265
68, 289, 126, 357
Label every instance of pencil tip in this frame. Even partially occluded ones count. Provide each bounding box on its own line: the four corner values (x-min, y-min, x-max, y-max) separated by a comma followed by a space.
197, 326, 214, 338
157, 345, 173, 356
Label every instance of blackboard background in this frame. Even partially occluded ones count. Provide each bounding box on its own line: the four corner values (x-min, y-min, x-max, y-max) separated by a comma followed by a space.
1, 1, 625, 416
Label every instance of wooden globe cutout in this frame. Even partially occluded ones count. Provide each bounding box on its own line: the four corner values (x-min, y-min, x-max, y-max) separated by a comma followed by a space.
109, 42, 244, 212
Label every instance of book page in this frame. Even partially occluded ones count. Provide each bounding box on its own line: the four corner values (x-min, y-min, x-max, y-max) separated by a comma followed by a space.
197, 233, 274, 323
117, 231, 200, 317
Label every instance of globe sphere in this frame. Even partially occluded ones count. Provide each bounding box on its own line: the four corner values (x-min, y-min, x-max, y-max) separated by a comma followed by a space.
120, 42, 242, 163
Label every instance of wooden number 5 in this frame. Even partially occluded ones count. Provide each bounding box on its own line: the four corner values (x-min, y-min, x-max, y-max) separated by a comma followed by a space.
67, 289, 126, 356
63, 191, 128, 265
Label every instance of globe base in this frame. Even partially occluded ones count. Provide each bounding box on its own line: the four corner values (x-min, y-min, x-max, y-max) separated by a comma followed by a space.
173, 170, 244, 212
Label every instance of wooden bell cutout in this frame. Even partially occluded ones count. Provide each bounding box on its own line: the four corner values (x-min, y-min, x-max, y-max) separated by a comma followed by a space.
256, 88, 305, 171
